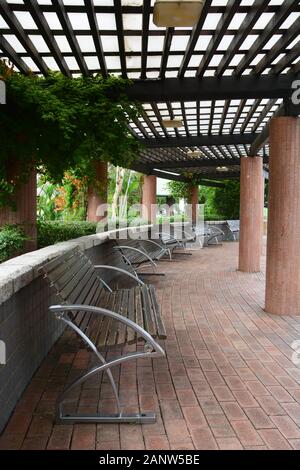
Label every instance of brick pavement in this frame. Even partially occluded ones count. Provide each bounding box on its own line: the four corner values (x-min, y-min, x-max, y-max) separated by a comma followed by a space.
1, 241, 300, 450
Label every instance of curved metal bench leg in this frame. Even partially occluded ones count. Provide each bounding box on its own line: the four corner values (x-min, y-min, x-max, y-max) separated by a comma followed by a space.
53, 313, 162, 424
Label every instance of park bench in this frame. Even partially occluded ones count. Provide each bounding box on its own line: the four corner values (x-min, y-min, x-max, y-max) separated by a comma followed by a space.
193, 224, 225, 247
40, 246, 166, 425
113, 238, 171, 278
226, 220, 240, 241
155, 227, 196, 255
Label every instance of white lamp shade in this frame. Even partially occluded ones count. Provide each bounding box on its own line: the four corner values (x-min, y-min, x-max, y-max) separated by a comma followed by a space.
162, 119, 183, 128
217, 166, 229, 172
187, 150, 202, 157
153, 0, 205, 28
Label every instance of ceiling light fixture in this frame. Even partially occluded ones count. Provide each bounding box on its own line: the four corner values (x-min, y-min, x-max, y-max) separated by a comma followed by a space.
153, 0, 206, 28
216, 166, 229, 172
187, 150, 202, 158
162, 119, 183, 128
154, 169, 181, 176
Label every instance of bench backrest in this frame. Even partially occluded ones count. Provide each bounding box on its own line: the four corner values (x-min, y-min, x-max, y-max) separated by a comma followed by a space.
40, 247, 105, 308
227, 220, 240, 232
115, 239, 150, 264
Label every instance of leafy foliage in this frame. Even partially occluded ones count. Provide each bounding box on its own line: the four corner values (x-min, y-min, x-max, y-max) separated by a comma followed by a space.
167, 172, 203, 201
167, 181, 195, 200
0, 225, 28, 262
168, 178, 241, 221
200, 181, 240, 220
213, 181, 240, 220
0, 60, 142, 207
37, 220, 97, 248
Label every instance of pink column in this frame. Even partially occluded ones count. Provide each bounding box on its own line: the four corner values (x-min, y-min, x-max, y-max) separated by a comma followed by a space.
265, 116, 300, 315
142, 175, 157, 223
238, 157, 264, 273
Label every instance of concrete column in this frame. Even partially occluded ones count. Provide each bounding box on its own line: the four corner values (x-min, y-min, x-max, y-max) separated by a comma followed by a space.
238, 157, 264, 273
142, 175, 157, 223
86, 161, 108, 222
265, 116, 300, 315
188, 186, 199, 226
0, 165, 37, 252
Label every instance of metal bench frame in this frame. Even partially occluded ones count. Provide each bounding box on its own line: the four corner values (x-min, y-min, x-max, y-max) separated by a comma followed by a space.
226, 220, 240, 241
41, 252, 166, 425
113, 239, 170, 278
50, 304, 164, 424
194, 225, 225, 247
157, 231, 194, 256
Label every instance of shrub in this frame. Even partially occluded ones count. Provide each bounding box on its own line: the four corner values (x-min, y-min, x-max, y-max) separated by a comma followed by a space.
213, 181, 240, 220
0, 225, 28, 262
37, 221, 97, 248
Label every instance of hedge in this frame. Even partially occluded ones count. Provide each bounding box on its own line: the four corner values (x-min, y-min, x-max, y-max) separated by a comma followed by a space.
0, 225, 28, 262
37, 221, 97, 248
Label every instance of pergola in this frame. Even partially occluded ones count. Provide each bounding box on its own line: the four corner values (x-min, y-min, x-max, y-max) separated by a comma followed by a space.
1, 0, 300, 315
1, 0, 300, 181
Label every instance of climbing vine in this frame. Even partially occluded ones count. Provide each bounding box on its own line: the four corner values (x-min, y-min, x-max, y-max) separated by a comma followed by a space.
167, 173, 202, 200
0, 60, 142, 208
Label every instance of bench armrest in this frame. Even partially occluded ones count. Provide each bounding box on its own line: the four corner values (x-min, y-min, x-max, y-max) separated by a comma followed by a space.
139, 239, 167, 253
94, 265, 145, 286
113, 245, 157, 267
49, 304, 165, 357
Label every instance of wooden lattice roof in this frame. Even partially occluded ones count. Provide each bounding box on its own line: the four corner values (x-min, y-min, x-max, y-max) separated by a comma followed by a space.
1, 0, 300, 182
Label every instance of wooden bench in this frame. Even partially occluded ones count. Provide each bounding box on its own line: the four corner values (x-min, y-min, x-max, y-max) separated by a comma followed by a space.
113, 238, 171, 277
226, 220, 240, 241
155, 228, 195, 256
40, 246, 166, 425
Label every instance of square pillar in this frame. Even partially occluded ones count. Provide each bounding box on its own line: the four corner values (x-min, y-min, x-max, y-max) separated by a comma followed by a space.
239, 156, 264, 273
265, 116, 300, 315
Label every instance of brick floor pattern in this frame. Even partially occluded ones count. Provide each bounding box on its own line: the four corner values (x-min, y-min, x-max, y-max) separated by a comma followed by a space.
1, 242, 300, 450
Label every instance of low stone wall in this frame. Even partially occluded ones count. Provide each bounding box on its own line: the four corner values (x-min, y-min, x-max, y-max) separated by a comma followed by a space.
0, 226, 149, 433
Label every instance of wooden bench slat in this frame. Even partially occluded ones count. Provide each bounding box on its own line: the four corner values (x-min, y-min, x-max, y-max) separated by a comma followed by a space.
126, 288, 136, 344
44, 249, 84, 286
116, 289, 129, 345
149, 285, 167, 339
40, 247, 79, 274
135, 287, 144, 332
60, 261, 92, 299
96, 293, 116, 348
141, 286, 156, 337
76, 277, 103, 332
88, 289, 110, 344
71, 273, 99, 326
69, 266, 96, 305
106, 290, 124, 346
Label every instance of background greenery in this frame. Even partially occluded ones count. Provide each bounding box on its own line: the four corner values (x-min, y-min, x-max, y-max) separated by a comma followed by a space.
0, 225, 28, 262
37, 221, 97, 249
0, 176, 241, 262
168, 180, 240, 221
